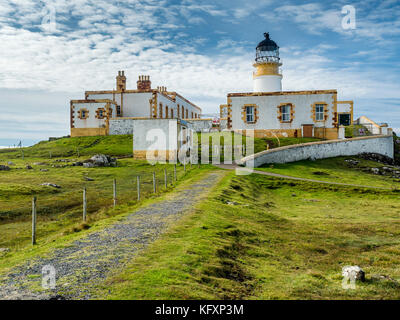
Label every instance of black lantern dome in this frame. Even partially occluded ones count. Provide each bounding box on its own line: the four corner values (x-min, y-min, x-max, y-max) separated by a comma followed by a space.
255, 32, 280, 64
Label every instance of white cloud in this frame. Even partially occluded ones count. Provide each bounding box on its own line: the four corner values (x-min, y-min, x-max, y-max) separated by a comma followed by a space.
0, 0, 399, 139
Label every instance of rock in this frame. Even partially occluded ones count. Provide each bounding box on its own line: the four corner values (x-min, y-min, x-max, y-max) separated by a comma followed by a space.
40, 183, 61, 189
84, 177, 94, 181
7, 161, 14, 166
342, 265, 365, 282
40, 169, 49, 172
358, 152, 394, 165
0, 248, 10, 253
83, 154, 117, 168
371, 168, 380, 174
345, 159, 359, 166
26, 165, 33, 170
72, 162, 83, 166
0, 165, 10, 171
292, 193, 297, 197
83, 162, 95, 168
33, 162, 46, 166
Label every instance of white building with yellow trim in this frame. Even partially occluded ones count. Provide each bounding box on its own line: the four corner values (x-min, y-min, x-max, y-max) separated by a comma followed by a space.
220, 33, 354, 140
70, 72, 202, 137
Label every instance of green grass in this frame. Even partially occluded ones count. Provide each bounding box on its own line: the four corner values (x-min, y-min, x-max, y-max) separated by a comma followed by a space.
197, 132, 322, 162
0, 158, 206, 251
0, 168, 215, 277
0, 135, 214, 254
97, 170, 400, 300
0, 135, 133, 159
256, 156, 400, 189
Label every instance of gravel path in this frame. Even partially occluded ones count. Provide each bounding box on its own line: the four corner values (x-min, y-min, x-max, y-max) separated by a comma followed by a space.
0, 172, 224, 300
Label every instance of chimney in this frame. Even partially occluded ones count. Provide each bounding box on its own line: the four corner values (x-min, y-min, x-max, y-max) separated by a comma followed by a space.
137, 75, 151, 90
116, 70, 126, 92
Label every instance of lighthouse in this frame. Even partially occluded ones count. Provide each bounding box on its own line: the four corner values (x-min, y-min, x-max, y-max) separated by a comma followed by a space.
253, 32, 282, 92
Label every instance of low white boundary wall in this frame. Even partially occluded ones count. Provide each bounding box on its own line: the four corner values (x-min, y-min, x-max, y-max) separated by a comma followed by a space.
238, 135, 394, 167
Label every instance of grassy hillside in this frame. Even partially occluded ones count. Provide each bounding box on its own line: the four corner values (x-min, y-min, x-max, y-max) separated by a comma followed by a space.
0, 134, 211, 253
0, 158, 206, 251
99, 170, 400, 300
197, 132, 322, 162
256, 157, 400, 189
0, 135, 133, 159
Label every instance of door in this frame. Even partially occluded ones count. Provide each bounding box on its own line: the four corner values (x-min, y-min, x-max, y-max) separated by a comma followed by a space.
302, 124, 313, 138
339, 114, 351, 126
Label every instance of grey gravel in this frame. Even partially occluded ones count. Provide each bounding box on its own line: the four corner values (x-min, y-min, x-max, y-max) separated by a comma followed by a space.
0, 172, 223, 300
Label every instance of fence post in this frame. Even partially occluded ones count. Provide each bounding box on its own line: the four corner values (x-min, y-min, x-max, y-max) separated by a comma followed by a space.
83, 188, 87, 222
32, 197, 37, 245
153, 172, 156, 193
113, 179, 117, 207
174, 164, 177, 182
137, 176, 141, 201
164, 168, 167, 189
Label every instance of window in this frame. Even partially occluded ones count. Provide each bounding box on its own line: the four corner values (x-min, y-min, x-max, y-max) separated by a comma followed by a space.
116, 105, 121, 117
78, 108, 89, 120
316, 104, 325, 121
186, 109, 188, 118
96, 108, 107, 119
159, 103, 163, 118
281, 105, 291, 122
191, 112, 193, 118
166, 106, 169, 118
246, 106, 254, 123
182, 106, 184, 118
171, 109, 174, 118
177, 105, 180, 118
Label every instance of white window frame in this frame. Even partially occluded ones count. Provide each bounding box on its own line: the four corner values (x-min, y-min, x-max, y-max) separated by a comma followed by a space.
316, 104, 325, 121
281, 105, 291, 122
246, 106, 254, 123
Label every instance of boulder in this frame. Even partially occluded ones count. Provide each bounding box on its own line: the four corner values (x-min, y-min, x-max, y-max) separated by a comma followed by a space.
40, 169, 49, 172
40, 183, 61, 189
26, 165, 33, 170
7, 161, 14, 166
371, 168, 380, 175
0, 165, 10, 171
0, 248, 10, 253
83, 154, 117, 168
358, 152, 394, 165
33, 162, 47, 166
84, 177, 94, 181
342, 265, 365, 282
83, 162, 95, 168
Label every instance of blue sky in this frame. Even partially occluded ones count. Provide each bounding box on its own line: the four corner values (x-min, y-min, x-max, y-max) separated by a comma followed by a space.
0, 0, 399, 146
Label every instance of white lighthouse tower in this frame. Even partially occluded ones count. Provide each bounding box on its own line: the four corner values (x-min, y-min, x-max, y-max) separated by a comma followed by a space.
253, 32, 282, 92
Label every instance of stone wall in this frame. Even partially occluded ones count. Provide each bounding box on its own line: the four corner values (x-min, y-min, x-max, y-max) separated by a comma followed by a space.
238, 134, 394, 167
109, 119, 134, 135
186, 119, 213, 132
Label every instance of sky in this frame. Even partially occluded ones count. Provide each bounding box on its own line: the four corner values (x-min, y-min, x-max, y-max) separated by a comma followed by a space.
0, 0, 399, 146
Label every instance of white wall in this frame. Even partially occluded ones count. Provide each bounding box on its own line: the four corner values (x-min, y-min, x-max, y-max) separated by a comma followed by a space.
231, 92, 335, 130
73, 102, 114, 128
239, 135, 394, 167
253, 75, 282, 92
175, 95, 201, 119
337, 103, 351, 113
